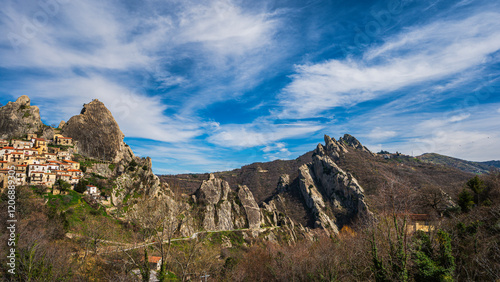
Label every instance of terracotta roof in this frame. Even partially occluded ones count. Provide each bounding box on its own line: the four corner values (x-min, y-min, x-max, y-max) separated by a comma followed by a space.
2, 147, 15, 150
64, 160, 78, 163
148, 256, 162, 263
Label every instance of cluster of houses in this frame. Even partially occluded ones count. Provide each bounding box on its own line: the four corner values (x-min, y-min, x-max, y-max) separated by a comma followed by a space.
0, 133, 85, 190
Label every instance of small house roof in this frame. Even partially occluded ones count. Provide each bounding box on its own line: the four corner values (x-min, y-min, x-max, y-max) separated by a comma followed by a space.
148, 256, 162, 264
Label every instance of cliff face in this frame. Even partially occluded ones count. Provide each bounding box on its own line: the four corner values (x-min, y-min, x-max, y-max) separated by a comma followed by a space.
61, 99, 132, 163
0, 96, 44, 139
193, 174, 261, 231
297, 137, 373, 234
60, 99, 161, 200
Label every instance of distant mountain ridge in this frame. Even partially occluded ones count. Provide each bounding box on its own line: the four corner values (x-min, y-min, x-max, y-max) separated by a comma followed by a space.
416, 153, 500, 174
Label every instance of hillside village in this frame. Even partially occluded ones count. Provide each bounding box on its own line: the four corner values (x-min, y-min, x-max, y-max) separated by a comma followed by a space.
0, 133, 87, 192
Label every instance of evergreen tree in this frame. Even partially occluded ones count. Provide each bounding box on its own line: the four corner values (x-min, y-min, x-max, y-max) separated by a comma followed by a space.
457, 189, 474, 212
466, 175, 485, 205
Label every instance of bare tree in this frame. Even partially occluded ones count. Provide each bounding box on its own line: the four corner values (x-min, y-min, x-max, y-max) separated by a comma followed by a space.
129, 196, 183, 281
81, 218, 108, 258
172, 233, 219, 282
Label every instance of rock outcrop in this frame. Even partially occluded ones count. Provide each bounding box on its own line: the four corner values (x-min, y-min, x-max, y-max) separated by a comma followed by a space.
322, 134, 374, 159
60, 99, 161, 199
194, 174, 261, 231
296, 138, 374, 235
0, 96, 44, 139
338, 134, 374, 155
237, 185, 261, 229
277, 174, 290, 193
61, 99, 132, 163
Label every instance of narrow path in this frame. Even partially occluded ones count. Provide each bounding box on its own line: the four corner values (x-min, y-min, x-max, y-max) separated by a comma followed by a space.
98, 226, 280, 254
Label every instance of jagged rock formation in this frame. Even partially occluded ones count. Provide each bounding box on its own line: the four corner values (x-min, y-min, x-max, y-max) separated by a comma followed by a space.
339, 134, 373, 155
323, 134, 374, 160
59, 99, 161, 200
277, 174, 290, 193
193, 174, 261, 231
61, 99, 132, 164
256, 134, 374, 236
0, 95, 44, 139
297, 140, 373, 234
57, 120, 65, 129
237, 184, 261, 229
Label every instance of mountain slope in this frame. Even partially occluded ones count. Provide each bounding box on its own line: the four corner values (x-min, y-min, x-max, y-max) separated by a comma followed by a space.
161, 135, 474, 230
417, 153, 500, 174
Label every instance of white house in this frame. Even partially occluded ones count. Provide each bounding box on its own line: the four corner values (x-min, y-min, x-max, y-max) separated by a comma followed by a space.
85, 185, 99, 196
28, 163, 48, 176
0, 147, 15, 157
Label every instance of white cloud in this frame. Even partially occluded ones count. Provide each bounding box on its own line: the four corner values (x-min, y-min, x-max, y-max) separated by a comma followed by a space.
177, 0, 276, 55
0, 1, 151, 69
497, 107, 500, 114
279, 12, 500, 119
208, 122, 324, 148
448, 113, 470, 123
367, 128, 397, 140
262, 142, 291, 161
0, 0, 284, 145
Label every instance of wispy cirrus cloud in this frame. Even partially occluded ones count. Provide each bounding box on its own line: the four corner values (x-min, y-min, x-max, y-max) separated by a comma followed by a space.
278, 11, 500, 119
207, 121, 324, 148
366, 128, 397, 140
0, 0, 283, 138
262, 142, 292, 161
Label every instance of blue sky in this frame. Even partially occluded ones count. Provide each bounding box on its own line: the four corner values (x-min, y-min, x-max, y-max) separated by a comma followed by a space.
1, 0, 499, 174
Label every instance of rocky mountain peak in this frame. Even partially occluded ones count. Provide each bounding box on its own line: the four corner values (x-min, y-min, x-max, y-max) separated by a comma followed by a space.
61, 99, 130, 163
319, 134, 373, 159
298, 134, 374, 234
0, 95, 43, 139
196, 174, 231, 205
339, 134, 372, 154
16, 95, 31, 106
